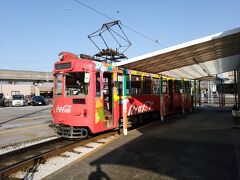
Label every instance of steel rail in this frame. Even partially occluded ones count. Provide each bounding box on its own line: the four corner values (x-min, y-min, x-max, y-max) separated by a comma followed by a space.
0, 130, 120, 179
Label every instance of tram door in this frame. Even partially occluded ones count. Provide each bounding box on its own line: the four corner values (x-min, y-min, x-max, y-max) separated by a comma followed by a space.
168, 80, 174, 113
103, 72, 113, 127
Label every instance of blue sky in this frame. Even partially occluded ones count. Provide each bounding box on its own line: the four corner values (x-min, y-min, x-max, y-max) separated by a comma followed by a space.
0, 0, 239, 72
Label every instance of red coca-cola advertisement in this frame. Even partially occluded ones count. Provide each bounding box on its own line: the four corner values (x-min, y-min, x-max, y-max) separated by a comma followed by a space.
127, 95, 160, 116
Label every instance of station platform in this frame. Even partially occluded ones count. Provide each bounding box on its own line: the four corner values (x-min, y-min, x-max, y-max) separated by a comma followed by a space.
45, 105, 240, 180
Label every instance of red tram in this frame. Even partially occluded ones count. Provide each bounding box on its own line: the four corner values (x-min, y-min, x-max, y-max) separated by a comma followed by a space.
52, 52, 192, 138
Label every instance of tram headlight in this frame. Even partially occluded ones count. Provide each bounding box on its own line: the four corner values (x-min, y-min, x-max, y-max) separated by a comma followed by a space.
59, 53, 64, 61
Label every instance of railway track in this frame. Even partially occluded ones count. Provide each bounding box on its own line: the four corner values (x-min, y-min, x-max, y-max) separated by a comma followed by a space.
0, 130, 120, 179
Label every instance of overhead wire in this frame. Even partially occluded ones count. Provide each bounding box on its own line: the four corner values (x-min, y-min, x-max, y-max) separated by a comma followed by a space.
97, 0, 167, 47
102, 0, 169, 47
72, 0, 114, 21
72, 0, 165, 46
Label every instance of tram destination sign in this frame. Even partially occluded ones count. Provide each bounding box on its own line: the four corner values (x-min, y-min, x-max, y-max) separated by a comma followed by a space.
55, 62, 71, 70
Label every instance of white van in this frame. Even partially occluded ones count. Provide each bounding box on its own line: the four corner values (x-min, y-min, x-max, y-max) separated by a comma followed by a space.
12, 94, 25, 107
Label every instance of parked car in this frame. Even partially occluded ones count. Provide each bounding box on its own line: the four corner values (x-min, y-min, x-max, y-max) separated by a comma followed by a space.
31, 96, 46, 106
12, 94, 25, 107
0, 93, 5, 107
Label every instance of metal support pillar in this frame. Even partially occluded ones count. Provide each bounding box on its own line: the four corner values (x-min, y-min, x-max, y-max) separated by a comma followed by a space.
189, 80, 192, 112
207, 81, 210, 103
159, 75, 164, 121
219, 79, 221, 107
181, 79, 185, 114
211, 81, 214, 103
222, 79, 224, 107
234, 70, 237, 106
220, 79, 224, 108
194, 80, 197, 108
123, 70, 128, 135
223, 80, 224, 107
217, 79, 220, 107
238, 67, 240, 110
198, 80, 201, 107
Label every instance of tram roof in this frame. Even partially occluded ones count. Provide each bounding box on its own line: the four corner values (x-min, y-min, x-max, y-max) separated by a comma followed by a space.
114, 27, 240, 80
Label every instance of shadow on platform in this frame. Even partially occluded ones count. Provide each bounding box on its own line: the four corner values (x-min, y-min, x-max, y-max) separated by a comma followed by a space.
88, 106, 239, 179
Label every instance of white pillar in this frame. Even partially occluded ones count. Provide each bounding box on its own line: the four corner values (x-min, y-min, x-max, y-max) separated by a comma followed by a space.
122, 71, 128, 135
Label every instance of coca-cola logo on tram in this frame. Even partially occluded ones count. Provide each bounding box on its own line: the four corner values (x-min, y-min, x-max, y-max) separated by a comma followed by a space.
128, 100, 154, 116
56, 105, 72, 113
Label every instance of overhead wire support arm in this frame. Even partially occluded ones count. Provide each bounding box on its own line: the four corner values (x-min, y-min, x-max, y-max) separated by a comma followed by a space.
88, 20, 132, 61
118, 23, 132, 45
88, 36, 102, 52
107, 29, 121, 47
99, 33, 109, 49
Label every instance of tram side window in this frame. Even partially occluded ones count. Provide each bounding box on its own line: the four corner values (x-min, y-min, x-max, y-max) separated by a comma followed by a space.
96, 72, 100, 96
162, 80, 167, 94
65, 72, 88, 96
142, 76, 152, 94
117, 74, 123, 95
174, 80, 181, 93
131, 75, 141, 95
127, 76, 129, 95
55, 74, 62, 96
117, 74, 129, 95
152, 78, 159, 94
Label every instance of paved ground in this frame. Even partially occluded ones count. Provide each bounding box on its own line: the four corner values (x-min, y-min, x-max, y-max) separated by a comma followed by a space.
0, 105, 55, 147
44, 105, 240, 180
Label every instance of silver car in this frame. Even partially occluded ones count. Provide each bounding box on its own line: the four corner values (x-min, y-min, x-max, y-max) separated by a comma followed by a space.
12, 94, 25, 107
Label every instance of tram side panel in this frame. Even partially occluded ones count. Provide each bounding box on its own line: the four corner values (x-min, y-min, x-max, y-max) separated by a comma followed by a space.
112, 72, 162, 125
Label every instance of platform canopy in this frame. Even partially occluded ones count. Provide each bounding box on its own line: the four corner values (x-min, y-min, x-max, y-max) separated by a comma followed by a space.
114, 27, 240, 79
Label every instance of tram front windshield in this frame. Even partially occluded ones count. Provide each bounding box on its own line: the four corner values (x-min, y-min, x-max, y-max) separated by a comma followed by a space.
65, 72, 89, 96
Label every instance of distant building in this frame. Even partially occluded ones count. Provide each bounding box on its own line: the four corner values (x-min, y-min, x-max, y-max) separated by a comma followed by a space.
0, 69, 53, 98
